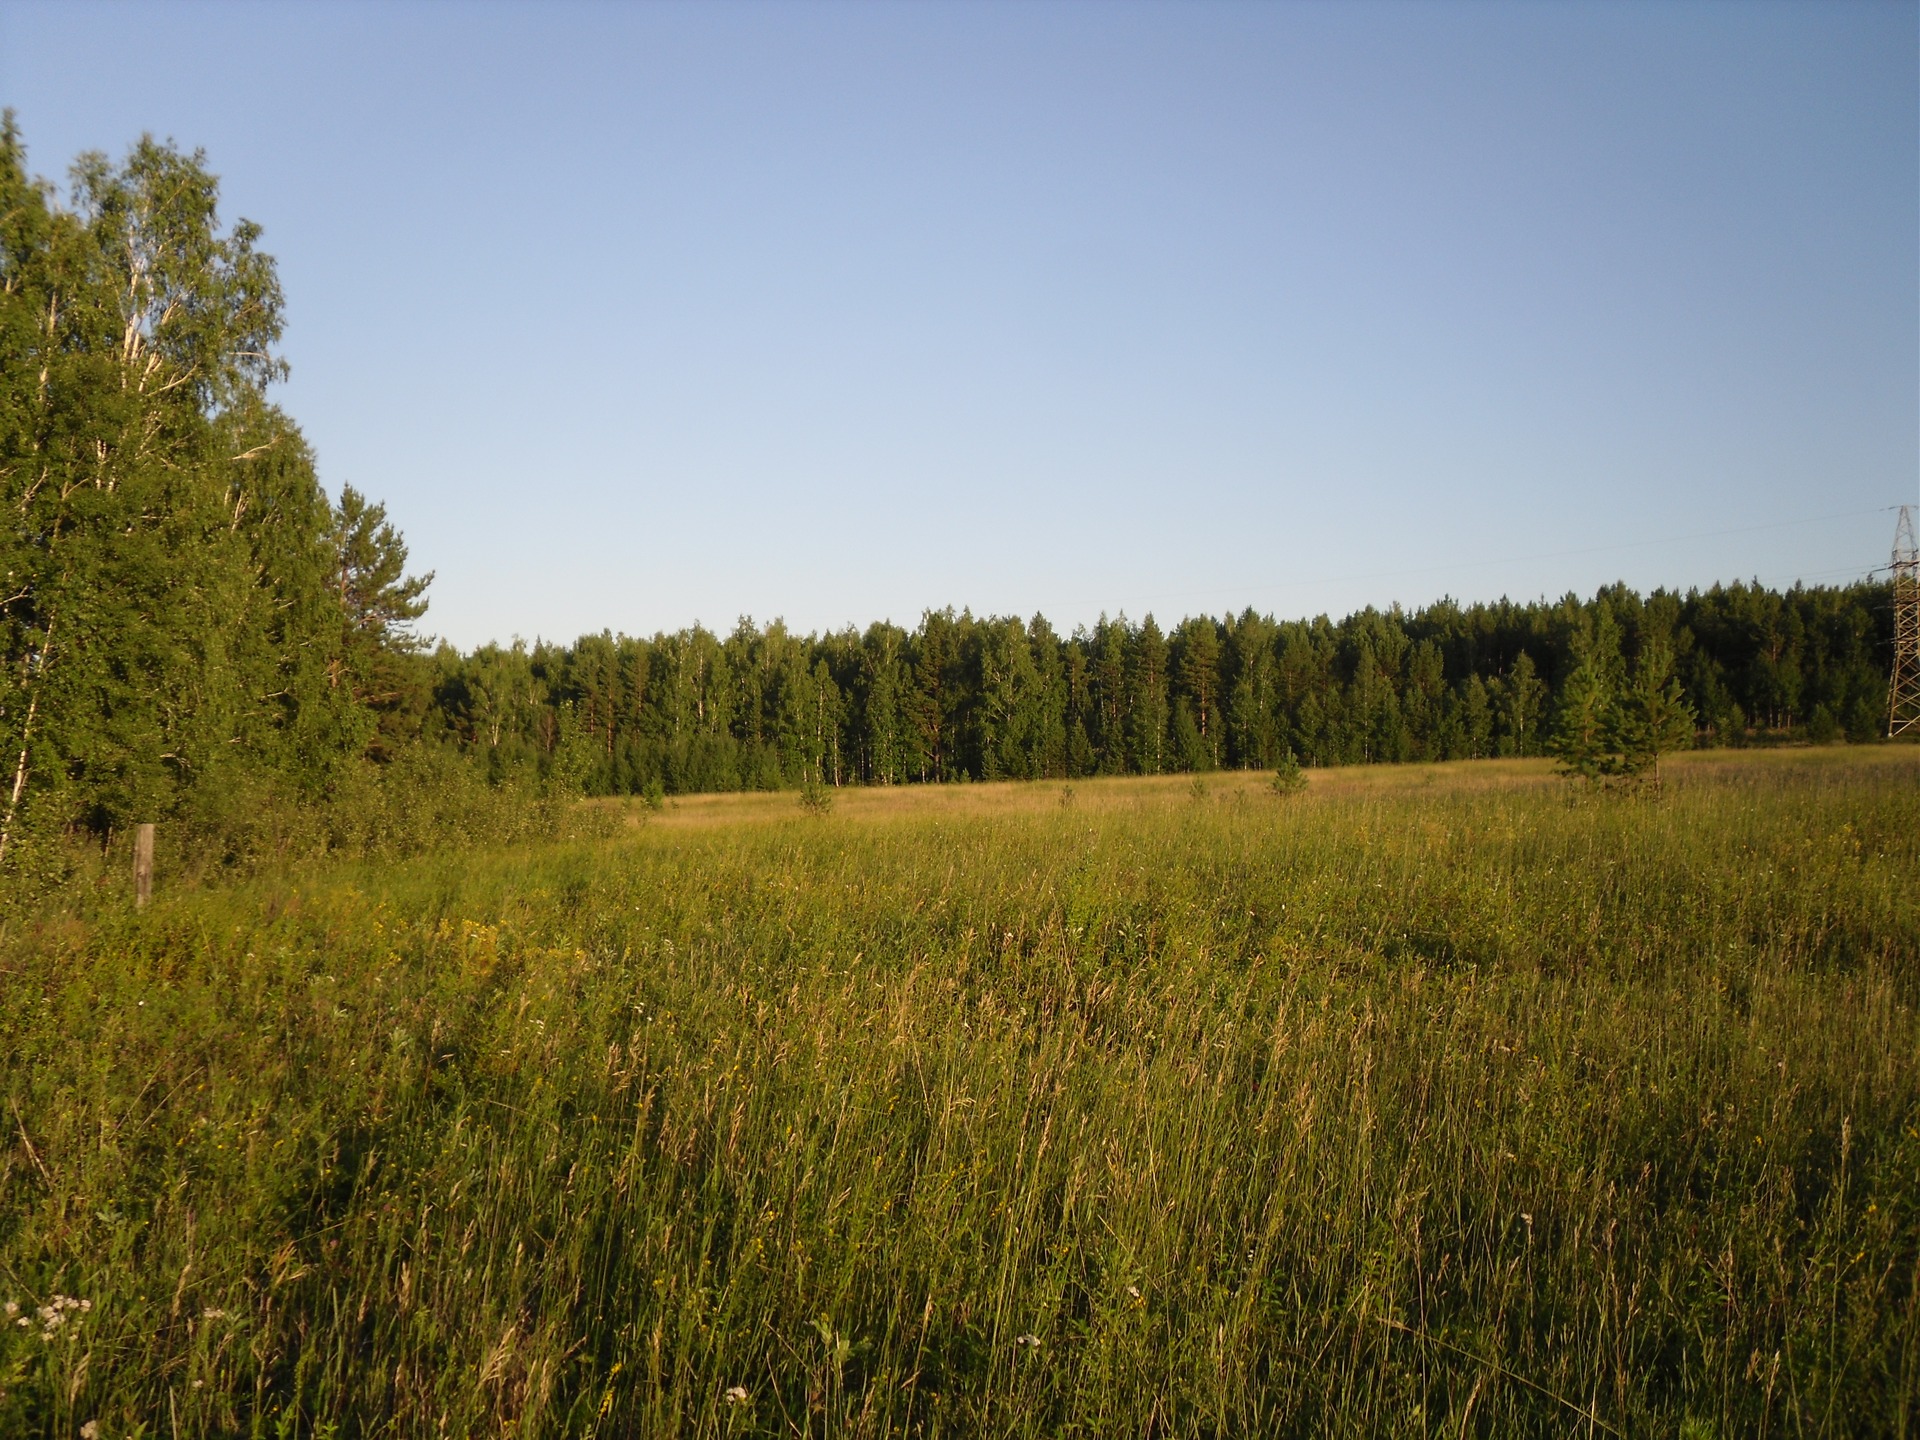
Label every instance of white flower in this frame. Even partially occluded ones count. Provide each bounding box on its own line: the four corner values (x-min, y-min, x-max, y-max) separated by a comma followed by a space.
723, 1385, 750, 1405
80, 1423, 99, 1440
1125, 1284, 1142, 1302
1015, 1333, 1042, 1349
31, 1294, 91, 1334
1, 1300, 14, 1316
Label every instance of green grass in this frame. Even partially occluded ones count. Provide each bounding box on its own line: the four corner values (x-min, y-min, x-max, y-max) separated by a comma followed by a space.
2, 749, 1917, 1437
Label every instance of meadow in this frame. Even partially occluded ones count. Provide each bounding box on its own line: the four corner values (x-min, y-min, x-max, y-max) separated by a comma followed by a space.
1, 748, 1916, 1437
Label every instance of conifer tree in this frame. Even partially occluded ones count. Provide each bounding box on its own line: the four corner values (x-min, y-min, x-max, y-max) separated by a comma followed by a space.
1086, 617, 1128, 774
1547, 645, 1615, 781
1611, 636, 1695, 781
1224, 609, 1279, 768
1496, 651, 1546, 757
1173, 617, 1222, 768
328, 484, 433, 759
1128, 617, 1170, 774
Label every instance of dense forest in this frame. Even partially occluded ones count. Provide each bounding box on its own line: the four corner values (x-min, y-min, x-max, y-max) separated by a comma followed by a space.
0, 122, 1901, 878
417, 580, 1894, 797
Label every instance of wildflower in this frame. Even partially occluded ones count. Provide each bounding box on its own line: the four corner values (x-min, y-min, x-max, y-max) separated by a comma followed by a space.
1125, 1284, 1143, 1302
201, 1307, 229, 1321
81, 1424, 99, 1440
1015, 1333, 1042, 1349
723, 1385, 750, 1405
35, 1294, 90, 1336
2, 1300, 14, 1316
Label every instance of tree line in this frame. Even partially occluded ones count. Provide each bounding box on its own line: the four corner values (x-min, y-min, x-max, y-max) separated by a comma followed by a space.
1, 122, 1901, 881
417, 578, 1893, 798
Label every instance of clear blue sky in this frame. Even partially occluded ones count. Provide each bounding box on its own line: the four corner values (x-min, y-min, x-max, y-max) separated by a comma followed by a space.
2, 0, 1914, 649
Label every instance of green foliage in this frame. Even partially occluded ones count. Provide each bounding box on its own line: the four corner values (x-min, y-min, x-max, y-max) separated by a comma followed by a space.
0, 119, 312, 854
0, 752, 1914, 1433
1496, 649, 1547, 756
1550, 629, 1697, 785
428, 581, 1892, 803
1548, 648, 1616, 781
543, 702, 595, 798
326, 483, 434, 760
1612, 635, 1697, 780
328, 483, 431, 654
1270, 746, 1307, 793
0, 120, 437, 890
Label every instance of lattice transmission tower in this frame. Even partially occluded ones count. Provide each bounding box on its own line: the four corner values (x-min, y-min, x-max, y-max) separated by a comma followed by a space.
1890, 505, 1920, 737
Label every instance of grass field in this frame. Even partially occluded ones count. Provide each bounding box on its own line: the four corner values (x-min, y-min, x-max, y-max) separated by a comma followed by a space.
2, 748, 1917, 1437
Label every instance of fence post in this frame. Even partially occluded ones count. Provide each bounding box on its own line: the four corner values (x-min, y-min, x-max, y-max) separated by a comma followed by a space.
134, 823, 154, 910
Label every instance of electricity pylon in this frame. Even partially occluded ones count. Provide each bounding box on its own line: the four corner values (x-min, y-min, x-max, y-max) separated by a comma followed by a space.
1890, 505, 1920, 737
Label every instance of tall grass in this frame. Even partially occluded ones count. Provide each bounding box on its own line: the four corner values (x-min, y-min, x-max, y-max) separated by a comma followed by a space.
1, 750, 1915, 1436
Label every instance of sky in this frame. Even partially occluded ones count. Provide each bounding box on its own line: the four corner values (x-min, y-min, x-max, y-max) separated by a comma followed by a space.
1, 0, 1914, 649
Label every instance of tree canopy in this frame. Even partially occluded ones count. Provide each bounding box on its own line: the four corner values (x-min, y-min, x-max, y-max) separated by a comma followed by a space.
421, 579, 1892, 799
0, 119, 426, 870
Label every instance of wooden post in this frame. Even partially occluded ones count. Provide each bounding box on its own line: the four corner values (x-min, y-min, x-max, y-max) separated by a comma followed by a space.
133, 823, 154, 910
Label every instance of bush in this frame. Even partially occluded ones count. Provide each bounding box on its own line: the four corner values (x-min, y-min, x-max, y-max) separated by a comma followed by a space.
0, 744, 617, 913
1270, 748, 1307, 794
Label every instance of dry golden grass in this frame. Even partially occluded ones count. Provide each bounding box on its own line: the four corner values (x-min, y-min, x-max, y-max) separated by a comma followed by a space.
621, 743, 1908, 829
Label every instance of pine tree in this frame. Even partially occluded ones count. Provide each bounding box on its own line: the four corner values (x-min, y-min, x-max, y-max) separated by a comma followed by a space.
1459, 674, 1493, 758
1497, 650, 1546, 756
1086, 617, 1129, 775
328, 484, 433, 759
1611, 636, 1695, 781
1548, 648, 1614, 781
1128, 616, 1170, 774
1173, 617, 1223, 768
1224, 609, 1278, 768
